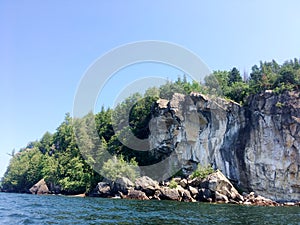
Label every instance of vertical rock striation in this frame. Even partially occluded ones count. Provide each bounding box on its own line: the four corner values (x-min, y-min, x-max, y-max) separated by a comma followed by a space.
148, 91, 300, 201
244, 91, 300, 201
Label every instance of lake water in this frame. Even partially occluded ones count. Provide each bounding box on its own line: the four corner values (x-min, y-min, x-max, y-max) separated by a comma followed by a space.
0, 192, 299, 225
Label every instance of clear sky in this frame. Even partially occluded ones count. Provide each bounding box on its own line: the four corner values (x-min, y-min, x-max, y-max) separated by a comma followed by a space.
1, 0, 300, 177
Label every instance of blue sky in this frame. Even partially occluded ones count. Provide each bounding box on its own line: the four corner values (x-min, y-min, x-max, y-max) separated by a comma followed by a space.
1, 0, 300, 177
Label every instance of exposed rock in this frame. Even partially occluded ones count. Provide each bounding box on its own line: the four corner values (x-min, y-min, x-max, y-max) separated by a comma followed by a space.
158, 187, 181, 201
201, 170, 244, 202
135, 176, 159, 196
148, 91, 300, 202
177, 186, 195, 202
215, 191, 229, 203
179, 179, 188, 188
151, 190, 161, 200
243, 192, 279, 206
284, 202, 296, 206
188, 186, 199, 197
73, 193, 86, 197
188, 177, 203, 187
198, 188, 212, 201
29, 179, 49, 195
172, 177, 182, 183
156, 99, 169, 109
121, 189, 149, 200
90, 182, 111, 197
89, 172, 299, 206
111, 177, 134, 195
47, 182, 61, 194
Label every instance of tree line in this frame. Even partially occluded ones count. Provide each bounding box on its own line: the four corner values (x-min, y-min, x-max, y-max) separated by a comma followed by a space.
1, 58, 299, 194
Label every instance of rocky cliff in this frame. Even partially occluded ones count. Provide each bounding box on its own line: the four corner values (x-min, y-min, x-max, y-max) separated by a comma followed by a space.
148, 91, 300, 202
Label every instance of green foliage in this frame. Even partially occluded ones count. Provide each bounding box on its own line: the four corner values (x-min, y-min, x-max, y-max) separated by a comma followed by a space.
205, 59, 300, 104
95, 107, 114, 142
144, 86, 160, 98
228, 67, 242, 85
225, 81, 250, 104
204, 70, 229, 95
2, 59, 300, 194
100, 155, 139, 182
2, 148, 44, 192
169, 178, 178, 189
38, 131, 53, 154
191, 164, 214, 179
129, 95, 158, 139
2, 113, 103, 194
249, 59, 300, 94
159, 75, 204, 99
57, 156, 91, 194
275, 101, 284, 108
273, 83, 295, 94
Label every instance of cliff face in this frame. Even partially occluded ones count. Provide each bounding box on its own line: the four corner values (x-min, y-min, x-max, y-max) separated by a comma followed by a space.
148, 91, 300, 201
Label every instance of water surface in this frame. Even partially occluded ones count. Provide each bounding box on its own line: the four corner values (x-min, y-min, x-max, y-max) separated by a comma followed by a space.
0, 193, 299, 224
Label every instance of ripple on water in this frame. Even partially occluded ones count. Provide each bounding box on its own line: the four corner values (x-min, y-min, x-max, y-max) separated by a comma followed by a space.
0, 193, 300, 225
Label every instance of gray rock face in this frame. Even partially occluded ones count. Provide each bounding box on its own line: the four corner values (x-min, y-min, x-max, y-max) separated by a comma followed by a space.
148, 91, 300, 201
243, 91, 300, 201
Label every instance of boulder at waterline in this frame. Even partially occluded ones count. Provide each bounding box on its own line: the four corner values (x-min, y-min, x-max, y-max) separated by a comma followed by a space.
29, 179, 49, 195
135, 176, 160, 196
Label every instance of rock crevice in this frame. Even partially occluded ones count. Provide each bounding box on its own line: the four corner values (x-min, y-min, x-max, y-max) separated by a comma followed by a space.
148, 91, 300, 202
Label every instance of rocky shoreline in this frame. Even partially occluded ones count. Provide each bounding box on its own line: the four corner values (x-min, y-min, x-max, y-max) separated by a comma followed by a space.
29, 170, 300, 207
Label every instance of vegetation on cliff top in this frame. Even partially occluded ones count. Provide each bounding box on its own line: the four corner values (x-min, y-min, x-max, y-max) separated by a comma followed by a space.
1, 58, 300, 194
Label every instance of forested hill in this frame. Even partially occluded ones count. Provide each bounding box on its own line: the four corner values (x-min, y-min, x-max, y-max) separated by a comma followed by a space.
1, 58, 300, 194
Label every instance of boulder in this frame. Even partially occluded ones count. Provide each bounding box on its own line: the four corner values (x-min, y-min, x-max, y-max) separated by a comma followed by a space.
243, 192, 279, 206
123, 190, 149, 200
198, 188, 212, 201
177, 186, 195, 202
215, 191, 229, 203
188, 186, 199, 197
188, 177, 203, 187
158, 187, 181, 201
179, 179, 188, 188
29, 179, 49, 195
135, 176, 160, 196
91, 182, 111, 197
112, 177, 134, 195
201, 170, 244, 202
151, 190, 161, 200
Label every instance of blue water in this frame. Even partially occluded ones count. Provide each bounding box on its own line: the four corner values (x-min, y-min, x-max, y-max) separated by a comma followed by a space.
0, 192, 299, 225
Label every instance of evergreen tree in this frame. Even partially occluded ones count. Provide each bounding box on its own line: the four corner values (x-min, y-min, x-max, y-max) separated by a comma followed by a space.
228, 67, 242, 85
